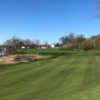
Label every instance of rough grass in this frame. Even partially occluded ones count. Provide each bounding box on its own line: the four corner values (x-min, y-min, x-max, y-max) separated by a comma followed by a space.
1, 49, 100, 100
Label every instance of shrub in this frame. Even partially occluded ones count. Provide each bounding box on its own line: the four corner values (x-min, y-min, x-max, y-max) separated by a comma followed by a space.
80, 40, 94, 50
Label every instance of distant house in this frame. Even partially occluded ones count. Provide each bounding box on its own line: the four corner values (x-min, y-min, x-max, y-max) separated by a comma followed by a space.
40, 45, 47, 49
21, 46, 26, 49
50, 44, 55, 48
39, 44, 56, 49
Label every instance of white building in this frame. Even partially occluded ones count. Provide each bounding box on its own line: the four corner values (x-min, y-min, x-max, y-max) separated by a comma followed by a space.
21, 46, 26, 49
51, 44, 55, 48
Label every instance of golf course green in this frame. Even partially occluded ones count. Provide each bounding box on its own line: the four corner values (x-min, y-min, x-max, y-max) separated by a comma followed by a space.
0, 49, 100, 100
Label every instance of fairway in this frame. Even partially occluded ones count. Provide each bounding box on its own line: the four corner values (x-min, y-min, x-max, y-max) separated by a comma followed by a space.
1, 49, 100, 100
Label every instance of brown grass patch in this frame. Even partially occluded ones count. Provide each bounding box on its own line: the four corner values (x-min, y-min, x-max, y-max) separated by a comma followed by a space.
0, 54, 49, 64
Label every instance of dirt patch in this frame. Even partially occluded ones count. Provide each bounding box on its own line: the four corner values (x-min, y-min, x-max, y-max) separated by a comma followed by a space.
0, 54, 49, 64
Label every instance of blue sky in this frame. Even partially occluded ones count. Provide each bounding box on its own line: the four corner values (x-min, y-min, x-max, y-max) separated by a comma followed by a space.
0, 0, 99, 44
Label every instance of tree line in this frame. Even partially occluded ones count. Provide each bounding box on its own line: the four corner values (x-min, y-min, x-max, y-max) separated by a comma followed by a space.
4, 37, 40, 49
60, 33, 100, 50
2, 37, 40, 54
2, 33, 100, 51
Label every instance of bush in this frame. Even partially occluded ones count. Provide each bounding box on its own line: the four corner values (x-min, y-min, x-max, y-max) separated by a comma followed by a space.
80, 40, 94, 50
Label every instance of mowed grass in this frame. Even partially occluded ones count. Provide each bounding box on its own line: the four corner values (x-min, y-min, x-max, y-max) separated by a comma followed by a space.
1, 49, 100, 100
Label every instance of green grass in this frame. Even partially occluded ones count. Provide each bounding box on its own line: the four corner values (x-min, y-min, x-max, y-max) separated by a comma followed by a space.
1, 49, 100, 100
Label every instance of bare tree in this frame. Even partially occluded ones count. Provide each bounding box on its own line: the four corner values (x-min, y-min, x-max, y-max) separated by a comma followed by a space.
4, 37, 23, 49
60, 32, 76, 48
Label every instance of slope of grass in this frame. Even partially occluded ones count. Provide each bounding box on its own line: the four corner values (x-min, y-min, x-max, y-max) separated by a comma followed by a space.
1, 49, 100, 100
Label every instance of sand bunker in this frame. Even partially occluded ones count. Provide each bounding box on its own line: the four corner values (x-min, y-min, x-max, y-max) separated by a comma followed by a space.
0, 54, 49, 64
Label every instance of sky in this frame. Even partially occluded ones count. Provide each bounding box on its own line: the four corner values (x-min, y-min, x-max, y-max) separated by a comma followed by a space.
0, 0, 100, 44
